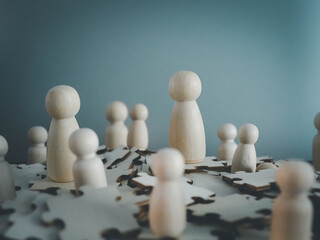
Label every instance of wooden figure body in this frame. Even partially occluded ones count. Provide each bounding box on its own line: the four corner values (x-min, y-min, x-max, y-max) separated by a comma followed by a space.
231, 123, 259, 173
313, 112, 320, 171
169, 71, 206, 164
217, 123, 237, 160
270, 161, 314, 240
0, 135, 16, 202
27, 126, 47, 164
149, 148, 186, 238
45, 85, 80, 182
70, 128, 107, 190
105, 101, 128, 150
127, 104, 148, 150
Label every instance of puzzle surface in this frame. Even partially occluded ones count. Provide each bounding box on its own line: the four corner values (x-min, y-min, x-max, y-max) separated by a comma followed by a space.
0, 148, 318, 240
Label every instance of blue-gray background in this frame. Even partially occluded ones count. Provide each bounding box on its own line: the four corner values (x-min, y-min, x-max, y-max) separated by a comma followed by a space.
1, 0, 319, 164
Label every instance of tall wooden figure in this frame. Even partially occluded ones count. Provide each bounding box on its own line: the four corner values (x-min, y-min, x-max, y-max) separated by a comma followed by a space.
105, 101, 128, 150
0, 135, 16, 203
127, 104, 148, 150
149, 148, 186, 238
270, 161, 314, 240
313, 112, 320, 171
45, 85, 80, 182
169, 71, 206, 164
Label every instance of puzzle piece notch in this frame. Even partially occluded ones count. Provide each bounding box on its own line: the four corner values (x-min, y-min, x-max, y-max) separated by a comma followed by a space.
188, 193, 273, 224
42, 186, 141, 240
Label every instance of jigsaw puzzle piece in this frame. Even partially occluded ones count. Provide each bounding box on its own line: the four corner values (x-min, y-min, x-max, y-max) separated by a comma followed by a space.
12, 164, 46, 190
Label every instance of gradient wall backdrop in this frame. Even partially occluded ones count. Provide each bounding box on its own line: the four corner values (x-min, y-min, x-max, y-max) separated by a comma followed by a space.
0, 0, 320, 163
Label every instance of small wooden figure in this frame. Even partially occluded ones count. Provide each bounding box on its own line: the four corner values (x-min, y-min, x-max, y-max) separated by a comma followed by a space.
127, 104, 148, 150
169, 71, 206, 164
0, 135, 16, 202
105, 101, 129, 150
313, 112, 320, 171
69, 128, 107, 190
217, 123, 237, 160
270, 161, 314, 240
149, 148, 186, 238
231, 123, 259, 173
27, 126, 47, 164
45, 85, 80, 182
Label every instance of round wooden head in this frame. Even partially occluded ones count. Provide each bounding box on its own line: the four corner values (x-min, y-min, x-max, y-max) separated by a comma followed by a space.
106, 101, 128, 122
152, 148, 185, 181
169, 71, 202, 101
238, 123, 259, 144
45, 85, 80, 119
276, 161, 314, 194
130, 104, 148, 121
28, 126, 48, 144
69, 128, 99, 159
0, 135, 8, 160
314, 112, 320, 131
217, 123, 237, 141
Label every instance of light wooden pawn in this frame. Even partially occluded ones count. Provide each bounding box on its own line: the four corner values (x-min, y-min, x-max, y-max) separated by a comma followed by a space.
105, 101, 128, 150
313, 112, 320, 171
69, 128, 107, 190
270, 161, 314, 240
27, 126, 47, 164
231, 123, 259, 173
217, 123, 237, 160
45, 85, 80, 182
0, 135, 16, 202
149, 148, 186, 238
127, 104, 148, 150
169, 71, 206, 164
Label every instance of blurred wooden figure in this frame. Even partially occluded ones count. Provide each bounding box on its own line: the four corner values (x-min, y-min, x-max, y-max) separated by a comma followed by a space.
45, 85, 80, 182
27, 126, 47, 164
270, 161, 314, 240
169, 71, 206, 164
313, 112, 320, 171
0, 135, 16, 202
70, 128, 107, 190
127, 104, 148, 150
231, 123, 259, 173
149, 148, 186, 238
217, 123, 237, 160
105, 101, 128, 150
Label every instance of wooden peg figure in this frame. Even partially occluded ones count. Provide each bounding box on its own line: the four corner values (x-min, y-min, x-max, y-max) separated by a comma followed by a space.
27, 126, 47, 164
270, 161, 314, 240
217, 123, 237, 160
149, 148, 186, 238
105, 101, 128, 150
0, 135, 16, 202
169, 71, 206, 164
127, 104, 148, 150
69, 128, 107, 190
313, 112, 320, 171
45, 85, 80, 182
231, 123, 259, 173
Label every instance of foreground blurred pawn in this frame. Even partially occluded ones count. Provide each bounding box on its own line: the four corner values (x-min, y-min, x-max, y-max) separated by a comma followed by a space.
169, 71, 206, 164
0, 136, 16, 202
70, 128, 107, 190
270, 161, 314, 240
45, 85, 80, 182
127, 104, 148, 150
27, 126, 47, 164
231, 123, 259, 173
149, 148, 186, 238
313, 112, 320, 171
105, 101, 128, 150
217, 123, 237, 160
